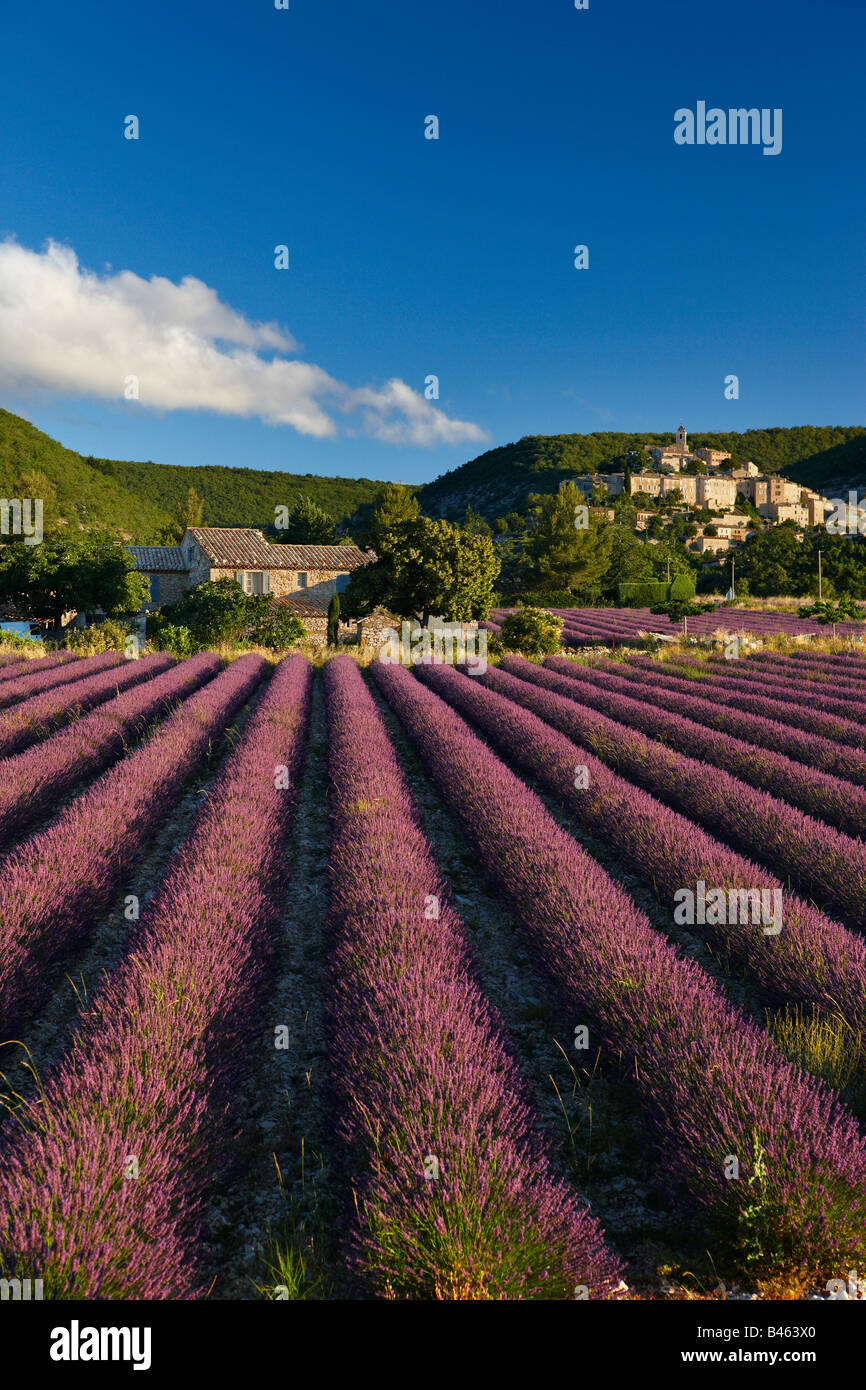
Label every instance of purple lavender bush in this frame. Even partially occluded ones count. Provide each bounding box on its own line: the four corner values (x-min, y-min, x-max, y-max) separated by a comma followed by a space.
0, 651, 175, 759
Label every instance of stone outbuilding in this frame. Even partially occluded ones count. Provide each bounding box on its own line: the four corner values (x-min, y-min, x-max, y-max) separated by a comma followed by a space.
124, 545, 191, 613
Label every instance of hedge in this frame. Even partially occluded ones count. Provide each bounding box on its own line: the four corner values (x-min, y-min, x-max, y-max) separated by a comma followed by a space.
618, 576, 695, 607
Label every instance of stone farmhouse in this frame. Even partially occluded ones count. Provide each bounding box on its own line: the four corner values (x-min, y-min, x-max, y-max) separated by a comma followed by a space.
126, 527, 375, 618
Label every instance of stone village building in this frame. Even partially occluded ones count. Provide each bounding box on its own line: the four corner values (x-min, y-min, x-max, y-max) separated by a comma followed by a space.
126, 527, 376, 636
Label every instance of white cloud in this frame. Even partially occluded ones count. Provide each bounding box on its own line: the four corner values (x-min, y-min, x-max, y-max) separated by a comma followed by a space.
0, 240, 488, 446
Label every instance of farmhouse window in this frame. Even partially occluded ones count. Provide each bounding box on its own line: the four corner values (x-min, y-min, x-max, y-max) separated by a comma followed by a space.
149, 575, 159, 602
234, 571, 269, 595
296, 572, 308, 589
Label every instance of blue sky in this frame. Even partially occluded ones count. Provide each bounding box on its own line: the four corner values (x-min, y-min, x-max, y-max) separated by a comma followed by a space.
1, 0, 863, 487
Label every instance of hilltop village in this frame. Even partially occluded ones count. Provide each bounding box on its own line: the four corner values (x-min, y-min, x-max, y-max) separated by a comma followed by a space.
575, 425, 855, 558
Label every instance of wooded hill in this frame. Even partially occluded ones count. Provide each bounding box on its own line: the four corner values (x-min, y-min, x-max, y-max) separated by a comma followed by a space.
0, 410, 390, 541
783, 433, 866, 498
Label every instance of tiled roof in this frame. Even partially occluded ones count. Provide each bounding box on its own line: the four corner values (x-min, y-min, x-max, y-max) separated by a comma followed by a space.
273, 543, 373, 570
187, 528, 372, 572
271, 594, 331, 618
125, 545, 187, 572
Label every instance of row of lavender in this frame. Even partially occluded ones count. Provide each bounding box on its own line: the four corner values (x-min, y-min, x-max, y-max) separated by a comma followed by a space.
0, 652, 220, 852
530, 656, 866, 932
0, 651, 623, 1300
3, 643, 865, 1295
421, 659, 866, 1033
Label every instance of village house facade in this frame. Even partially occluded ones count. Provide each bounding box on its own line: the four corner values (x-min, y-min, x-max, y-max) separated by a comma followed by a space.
126, 527, 375, 616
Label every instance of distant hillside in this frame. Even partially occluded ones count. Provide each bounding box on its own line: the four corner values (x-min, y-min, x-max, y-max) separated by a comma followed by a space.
782, 434, 866, 499
101, 459, 390, 534
0, 409, 173, 538
0, 409, 392, 541
419, 426, 866, 519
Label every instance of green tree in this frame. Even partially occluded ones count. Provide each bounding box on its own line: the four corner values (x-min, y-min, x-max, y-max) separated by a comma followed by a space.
155, 578, 251, 646
368, 483, 421, 547
603, 524, 654, 597
650, 598, 715, 640
736, 523, 804, 596
277, 493, 338, 544
797, 596, 865, 641
341, 515, 500, 623
247, 606, 306, 649
462, 505, 492, 538
327, 592, 340, 646
178, 485, 205, 532
526, 482, 613, 598
152, 577, 305, 649
0, 533, 149, 629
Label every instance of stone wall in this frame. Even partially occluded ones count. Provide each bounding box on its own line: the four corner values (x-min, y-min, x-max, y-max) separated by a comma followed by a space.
209, 566, 345, 606
358, 610, 399, 651
142, 571, 190, 611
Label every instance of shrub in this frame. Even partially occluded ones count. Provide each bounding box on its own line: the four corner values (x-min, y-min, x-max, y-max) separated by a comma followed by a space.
154, 580, 308, 652
151, 624, 200, 659
500, 607, 562, 655
619, 576, 696, 606
669, 572, 697, 601
60, 619, 136, 655
247, 610, 306, 650
0, 630, 44, 654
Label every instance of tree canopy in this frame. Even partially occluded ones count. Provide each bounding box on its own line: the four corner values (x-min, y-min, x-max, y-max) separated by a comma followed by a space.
0, 533, 149, 628
341, 514, 500, 622
276, 493, 338, 544
526, 482, 613, 599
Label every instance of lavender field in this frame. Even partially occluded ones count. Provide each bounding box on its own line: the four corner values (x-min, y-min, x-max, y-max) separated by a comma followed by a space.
486, 605, 866, 647
1, 644, 865, 1301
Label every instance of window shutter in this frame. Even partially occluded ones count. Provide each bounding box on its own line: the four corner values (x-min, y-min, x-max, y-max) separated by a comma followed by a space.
234, 570, 245, 590
262, 571, 271, 594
